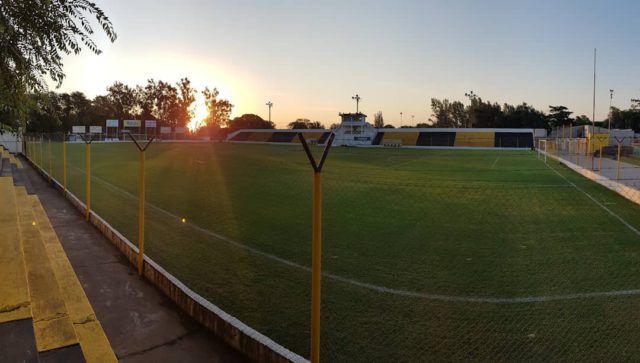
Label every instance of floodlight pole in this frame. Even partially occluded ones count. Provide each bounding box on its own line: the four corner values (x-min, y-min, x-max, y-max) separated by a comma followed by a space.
266, 101, 273, 123
400, 112, 403, 128
609, 89, 614, 132
352, 94, 361, 113
592, 48, 596, 132
298, 132, 335, 363
127, 134, 154, 276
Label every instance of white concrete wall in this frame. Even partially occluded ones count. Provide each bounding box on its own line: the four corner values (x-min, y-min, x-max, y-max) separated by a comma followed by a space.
0, 132, 22, 153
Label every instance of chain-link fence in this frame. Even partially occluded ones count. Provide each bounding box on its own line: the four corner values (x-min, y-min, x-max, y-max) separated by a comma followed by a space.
20, 133, 640, 361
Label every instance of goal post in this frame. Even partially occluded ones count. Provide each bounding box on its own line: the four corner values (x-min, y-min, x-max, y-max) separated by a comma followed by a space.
538, 139, 547, 163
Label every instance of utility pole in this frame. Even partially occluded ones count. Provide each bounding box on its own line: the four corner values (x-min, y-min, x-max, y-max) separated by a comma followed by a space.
266, 101, 273, 123
352, 94, 361, 113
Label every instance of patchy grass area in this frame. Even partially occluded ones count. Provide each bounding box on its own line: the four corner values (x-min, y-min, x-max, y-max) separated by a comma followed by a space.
28, 141, 640, 361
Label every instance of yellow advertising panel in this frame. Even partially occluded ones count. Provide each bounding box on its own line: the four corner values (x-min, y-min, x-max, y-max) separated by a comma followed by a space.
454, 132, 495, 147
381, 132, 419, 146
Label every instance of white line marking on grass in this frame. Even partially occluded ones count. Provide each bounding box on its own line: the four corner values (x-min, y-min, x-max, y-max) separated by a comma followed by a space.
70, 165, 640, 303
490, 155, 501, 169
543, 161, 640, 237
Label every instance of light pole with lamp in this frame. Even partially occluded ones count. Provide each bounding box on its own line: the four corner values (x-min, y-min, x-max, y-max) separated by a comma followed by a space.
266, 101, 273, 123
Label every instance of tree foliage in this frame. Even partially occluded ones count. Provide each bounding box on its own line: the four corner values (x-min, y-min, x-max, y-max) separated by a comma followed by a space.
24, 78, 232, 133
373, 111, 384, 128
429, 99, 468, 127
0, 0, 117, 130
228, 114, 274, 130
547, 105, 573, 128
288, 118, 325, 129
202, 87, 233, 128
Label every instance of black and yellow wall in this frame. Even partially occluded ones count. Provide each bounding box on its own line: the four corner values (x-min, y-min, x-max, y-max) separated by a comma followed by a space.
227, 128, 535, 148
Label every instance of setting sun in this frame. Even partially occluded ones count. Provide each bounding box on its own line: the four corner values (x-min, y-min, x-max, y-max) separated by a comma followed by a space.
188, 94, 209, 132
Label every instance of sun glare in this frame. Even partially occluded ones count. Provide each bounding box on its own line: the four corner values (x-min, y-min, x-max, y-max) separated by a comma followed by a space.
188, 94, 209, 132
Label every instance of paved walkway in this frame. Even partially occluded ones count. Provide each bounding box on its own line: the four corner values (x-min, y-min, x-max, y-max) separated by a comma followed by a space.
16, 157, 249, 363
555, 150, 640, 191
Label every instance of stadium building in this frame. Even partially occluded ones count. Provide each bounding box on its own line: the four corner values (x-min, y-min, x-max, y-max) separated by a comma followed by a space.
226, 112, 545, 149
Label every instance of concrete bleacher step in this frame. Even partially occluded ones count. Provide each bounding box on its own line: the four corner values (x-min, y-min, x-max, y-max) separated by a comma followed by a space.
0, 177, 31, 324
1, 160, 116, 362
14, 186, 80, 354
29, 195, 118, 363
0, 177, 36, 363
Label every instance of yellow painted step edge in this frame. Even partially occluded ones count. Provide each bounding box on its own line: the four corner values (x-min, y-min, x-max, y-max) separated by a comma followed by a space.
0, 178, 31, 323
29, 195, 117, 363
14, 187, 78, 352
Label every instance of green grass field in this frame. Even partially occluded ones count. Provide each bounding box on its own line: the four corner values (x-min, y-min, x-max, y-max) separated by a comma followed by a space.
26, 140, 640, 361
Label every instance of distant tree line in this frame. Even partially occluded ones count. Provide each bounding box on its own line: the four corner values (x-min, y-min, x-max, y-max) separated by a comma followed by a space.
426, 97, 588, 130
422, 96, 640, 131
24, 78, 236, 134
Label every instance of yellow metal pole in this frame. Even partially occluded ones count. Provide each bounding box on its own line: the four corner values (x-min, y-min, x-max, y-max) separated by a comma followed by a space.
599, 146, 603, 174
310, 171, 322, 363
85, 143, 91, 221
63, 140, 67, 192
39, 135, 43, 167
137, 150, 146, 275
48, 138, 52, 181
616, 143, 621, 180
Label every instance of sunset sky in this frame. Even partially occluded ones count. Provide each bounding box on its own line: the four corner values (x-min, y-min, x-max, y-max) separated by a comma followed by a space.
55, 0, 640, 128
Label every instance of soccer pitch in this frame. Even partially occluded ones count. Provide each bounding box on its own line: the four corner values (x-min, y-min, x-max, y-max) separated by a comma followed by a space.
33, 141, 640, 361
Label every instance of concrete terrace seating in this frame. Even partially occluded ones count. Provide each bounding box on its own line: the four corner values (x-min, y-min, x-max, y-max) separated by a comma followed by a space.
1, 146, 23, 169
0, 157, 116, 363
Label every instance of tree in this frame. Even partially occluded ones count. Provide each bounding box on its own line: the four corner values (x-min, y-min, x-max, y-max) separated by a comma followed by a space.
450, 101, 468, 127
0, 0, 116, 130
152, 80, 180, 127
471, 100, 502, 128
91, 95, 116, 126
415, 122, 431, 128
429, 99, 467, 127
547, 105, 573, 128
373, 111, 384, 128
106, 82, 137, 121
175, 78, 196, 127
202, 87, 233, 128
383, 124, 395, 128
289, 119, 310, 129
429, 98, 452, 127
499, 103, 547, 129
308, 121, 325, 129
287, 119, 325, 129
573, 115, 591, 126
228, 114, 274, 130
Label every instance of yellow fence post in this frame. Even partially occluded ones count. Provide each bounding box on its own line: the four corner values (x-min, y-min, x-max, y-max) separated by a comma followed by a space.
63, 138, 67, 192
85, 142, 91, 221
137, 150, 146, 275
297, 132, 335, 363
616, 143, 621, 180
47, 137, 52, 181
311, 170, 321, 363
39, 134, 44, 167
126, 134, 154, 276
